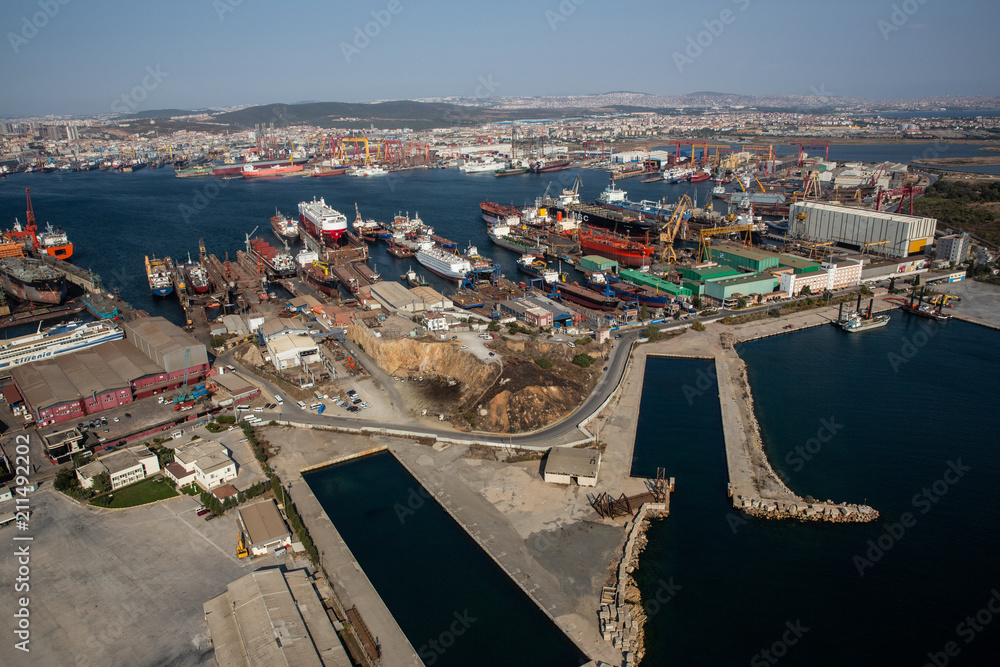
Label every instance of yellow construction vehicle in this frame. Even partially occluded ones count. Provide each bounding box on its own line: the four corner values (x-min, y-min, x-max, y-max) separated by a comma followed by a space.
237, 530, 248, 558
928, 294, 958, 308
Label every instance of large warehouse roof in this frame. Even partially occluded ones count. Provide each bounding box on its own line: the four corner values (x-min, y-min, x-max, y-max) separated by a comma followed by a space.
122, 317, 208, 373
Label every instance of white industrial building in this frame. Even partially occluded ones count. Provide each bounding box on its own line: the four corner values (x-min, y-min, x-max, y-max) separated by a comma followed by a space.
77, 445, 160, 491
778, 258, 863, 296
265, 334, 320, 370
936, 233, 971, 265
788, 201, 936, 259
238, 499, 293, 556
167, 440, 237, 490
543, 447, 601, 487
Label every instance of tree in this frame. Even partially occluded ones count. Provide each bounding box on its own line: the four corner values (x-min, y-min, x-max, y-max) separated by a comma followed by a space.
639, 304, 649, 321
644, 324, 660, 342
800, 285, 812, 296
54, 469, 79, 493
673, 311, 682, 320
888, 277, 896, 293
571, 354, 594, 368
736, 296, 747, 310
92, 473, 112, 495
692, 296, 703, 309
487, 320, 500, 332
859, 284, 872, 296
535, 357, 553, 369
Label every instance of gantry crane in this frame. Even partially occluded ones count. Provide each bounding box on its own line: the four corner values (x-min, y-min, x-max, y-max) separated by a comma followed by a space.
697, 224, 754, 263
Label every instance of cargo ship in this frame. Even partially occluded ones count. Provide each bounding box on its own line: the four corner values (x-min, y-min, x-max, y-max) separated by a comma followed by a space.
416, 246, 473, 282
351, 204, 383, 243
299, 197, 348, 246
529, 159, 571, 173
211, 157, 309, 177
353, 262, 380, 285
145, 255, 174, 297
174, 165, 213, 178
836, 296, 890, 332
689, 168, 712, 183
0, 256, 68, 304
0, 320, 124, 371
495, 165, 528, 177
311, 166, 348, 177
551, 199, 655, 237
247, 237, 297, 279
578, 225, 654, 268
184, 258, 211, 294
460, 158, 506, 174
596, 183, 673, 222
303, 262, 338, 295
487, 225, 545, 255
242, 163, 304, 179
270, 211, 299, 240
480, 201, 522, 225
555, 280, 620, 311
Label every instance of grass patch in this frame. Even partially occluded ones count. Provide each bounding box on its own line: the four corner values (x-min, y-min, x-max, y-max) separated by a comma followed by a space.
90, 476, 179, 509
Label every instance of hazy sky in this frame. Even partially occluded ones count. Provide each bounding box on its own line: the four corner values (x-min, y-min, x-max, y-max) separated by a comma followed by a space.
1, 0, 997, 115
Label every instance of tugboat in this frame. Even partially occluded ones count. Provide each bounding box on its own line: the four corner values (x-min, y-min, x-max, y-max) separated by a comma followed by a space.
7, 189, 73, 260
145, 255, 174, 297
401, 266, 429, 287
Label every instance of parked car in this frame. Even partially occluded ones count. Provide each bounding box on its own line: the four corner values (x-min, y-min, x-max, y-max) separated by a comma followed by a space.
204, 514, 215, 522
196, 507, 211, 516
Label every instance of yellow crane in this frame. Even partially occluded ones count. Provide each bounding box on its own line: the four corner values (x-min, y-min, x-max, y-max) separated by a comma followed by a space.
860, 239, 889, 258
697, 224, 754, 263
658, 194, 693, 263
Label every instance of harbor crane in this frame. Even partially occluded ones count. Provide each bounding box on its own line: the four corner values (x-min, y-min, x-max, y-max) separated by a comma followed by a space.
697, 223, 754, 263
658, 194, 693, 264
875, 186, 924, 214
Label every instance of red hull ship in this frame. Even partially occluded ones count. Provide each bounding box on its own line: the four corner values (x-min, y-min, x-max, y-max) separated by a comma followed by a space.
577, 225, 654, 268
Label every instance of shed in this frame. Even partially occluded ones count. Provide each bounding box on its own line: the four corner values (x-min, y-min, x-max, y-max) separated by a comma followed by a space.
543, 447, 601, 487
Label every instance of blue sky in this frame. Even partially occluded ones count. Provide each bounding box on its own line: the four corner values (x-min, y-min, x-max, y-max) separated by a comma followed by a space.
1, 0, 997, 115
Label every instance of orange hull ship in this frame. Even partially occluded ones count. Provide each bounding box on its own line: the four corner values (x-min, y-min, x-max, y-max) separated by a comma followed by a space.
577, 225, 653, 268
7, 189, 73, 260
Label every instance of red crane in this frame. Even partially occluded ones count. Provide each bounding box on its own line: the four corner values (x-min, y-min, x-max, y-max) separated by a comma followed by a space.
875, 186, 924, 214
8, 188, 38, 248
790, 142, 830, 167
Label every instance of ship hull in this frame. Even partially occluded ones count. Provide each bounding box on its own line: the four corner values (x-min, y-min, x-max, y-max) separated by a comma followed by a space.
556, 284, 619, 311
531, 161, 571, 173
487, 231, 544, 255
152, 286, 173, 297
44, 244, 73, 260
212, 157, 309, 177
311, 168, 347, 177
0, 273, 66, 305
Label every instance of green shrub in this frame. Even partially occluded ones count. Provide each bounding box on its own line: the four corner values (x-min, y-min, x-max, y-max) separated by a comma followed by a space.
572, 353, 594, 368
217, 415, 236, 424
644, 324, 660, 342
535, 357, 553, 370
691, 321, 706, 332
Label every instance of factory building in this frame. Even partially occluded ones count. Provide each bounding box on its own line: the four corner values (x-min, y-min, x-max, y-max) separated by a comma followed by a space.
936, 233, 971, 265
702, 273, 779, 307
708, 245, 781, 273
779, 259, 863, 296
370, 281, 426, 314
498, 299, 553, 327
409, 285, 452, 311
788, 201, 936, 259
12, 318, 209, 427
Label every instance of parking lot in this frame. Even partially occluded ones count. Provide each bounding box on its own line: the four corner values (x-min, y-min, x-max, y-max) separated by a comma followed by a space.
0, 488, 281, 667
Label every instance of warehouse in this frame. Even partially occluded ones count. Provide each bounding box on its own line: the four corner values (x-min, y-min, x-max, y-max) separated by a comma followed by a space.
708, 244, 781, 273
703, 272, 779, 307
409, 285, 453, 311
238, 499, 292, 556
370, 281, 425, 313
213, 372, 260, 406
265, 334, 319, 370
498, 299, 553, 327
13, 318, 210, 426
204, 569, 350, 667
788, 201, 936, 259
543, 447, 601, 487
580, 255, 619, 273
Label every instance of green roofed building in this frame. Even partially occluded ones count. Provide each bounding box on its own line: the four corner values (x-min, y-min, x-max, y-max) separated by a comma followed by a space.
580, 255, 619, 273
680, 265, 741, 281
703, 272, 779, 307
777, 254, 822, 274
619, 269, 692, 299
709, 244, 781, 272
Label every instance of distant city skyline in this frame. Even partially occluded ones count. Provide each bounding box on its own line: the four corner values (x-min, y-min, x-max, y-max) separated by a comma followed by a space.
1, 0, 998, 116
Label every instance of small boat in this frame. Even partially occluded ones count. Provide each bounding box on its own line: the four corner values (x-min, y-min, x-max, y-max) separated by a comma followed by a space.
401, 266, 429, 287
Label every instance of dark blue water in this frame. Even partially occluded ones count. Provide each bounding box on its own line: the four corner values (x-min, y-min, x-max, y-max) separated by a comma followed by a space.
303, 452, 586, 667
635, 320, 1000, 666
0, 167, 712, 325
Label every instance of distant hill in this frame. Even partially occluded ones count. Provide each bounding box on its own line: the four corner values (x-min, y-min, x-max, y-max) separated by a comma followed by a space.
212, 100, 497, 130
126, 109, 198, 119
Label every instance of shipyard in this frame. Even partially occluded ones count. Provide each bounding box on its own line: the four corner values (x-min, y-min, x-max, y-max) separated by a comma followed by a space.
2, 2, 1000, 666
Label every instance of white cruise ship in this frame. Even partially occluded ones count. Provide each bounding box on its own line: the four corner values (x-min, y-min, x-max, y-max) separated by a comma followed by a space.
0, 321, 124, 371
415, 246, 473, 281
298, 197, 348, 244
